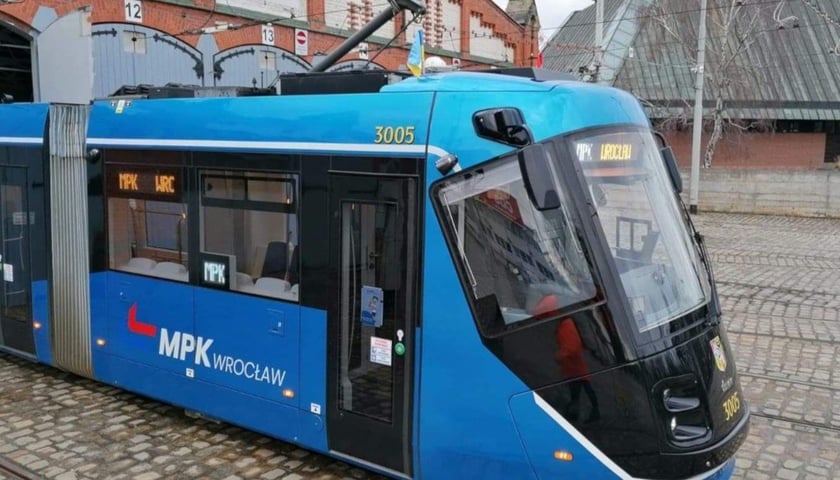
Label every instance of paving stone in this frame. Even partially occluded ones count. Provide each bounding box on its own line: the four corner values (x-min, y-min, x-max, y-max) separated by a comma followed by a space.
261, 469, 287, 480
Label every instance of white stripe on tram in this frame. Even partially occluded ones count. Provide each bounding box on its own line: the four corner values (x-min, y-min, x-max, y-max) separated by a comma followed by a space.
86, 138, 450, 158
0, 137, 42, 145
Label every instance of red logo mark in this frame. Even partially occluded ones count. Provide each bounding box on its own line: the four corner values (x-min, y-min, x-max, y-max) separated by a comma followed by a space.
128, 303, 158, 337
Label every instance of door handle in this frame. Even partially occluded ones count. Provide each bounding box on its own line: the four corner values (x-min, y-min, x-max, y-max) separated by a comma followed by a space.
367, 250, 379, 269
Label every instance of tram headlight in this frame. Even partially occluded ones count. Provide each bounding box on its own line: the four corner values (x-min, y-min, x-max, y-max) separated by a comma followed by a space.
553, 450, 574, 462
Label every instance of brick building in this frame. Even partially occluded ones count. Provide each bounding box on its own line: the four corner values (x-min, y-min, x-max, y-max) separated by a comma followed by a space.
542, 0, 840, 169
0, 0, 540, 102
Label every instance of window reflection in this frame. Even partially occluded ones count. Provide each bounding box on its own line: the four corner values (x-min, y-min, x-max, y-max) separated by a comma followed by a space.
108, 197, 189, 282
437, 156, 597, 335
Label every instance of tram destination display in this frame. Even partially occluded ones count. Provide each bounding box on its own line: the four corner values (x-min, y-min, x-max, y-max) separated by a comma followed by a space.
107, 166, 183, 201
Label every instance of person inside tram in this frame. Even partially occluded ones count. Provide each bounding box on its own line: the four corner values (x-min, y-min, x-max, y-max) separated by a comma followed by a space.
530, 294, 601, 424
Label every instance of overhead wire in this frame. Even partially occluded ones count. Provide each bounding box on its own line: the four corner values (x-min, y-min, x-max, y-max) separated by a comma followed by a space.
364, 11, 424, 67
174, 2, 394, 37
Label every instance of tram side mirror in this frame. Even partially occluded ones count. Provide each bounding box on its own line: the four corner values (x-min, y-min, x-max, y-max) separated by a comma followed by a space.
660, 145, 683, 193
473, 107, 533, 147
518, 144, 561, 211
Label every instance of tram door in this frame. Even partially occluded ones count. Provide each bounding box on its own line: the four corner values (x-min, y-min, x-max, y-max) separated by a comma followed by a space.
328, 174, 417, 474
0, 166, 35, 355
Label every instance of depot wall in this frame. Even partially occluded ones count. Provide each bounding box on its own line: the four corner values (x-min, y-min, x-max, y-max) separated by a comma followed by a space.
680, 168, 840, 218
0, 0, 535, 99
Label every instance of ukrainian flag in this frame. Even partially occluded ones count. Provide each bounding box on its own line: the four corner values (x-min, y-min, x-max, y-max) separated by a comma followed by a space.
407, 29, 425, 77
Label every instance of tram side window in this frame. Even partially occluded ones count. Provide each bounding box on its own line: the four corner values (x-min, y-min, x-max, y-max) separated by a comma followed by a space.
108, 197, 189, 282
434, 154, 598, 337
200, 170, 299, 302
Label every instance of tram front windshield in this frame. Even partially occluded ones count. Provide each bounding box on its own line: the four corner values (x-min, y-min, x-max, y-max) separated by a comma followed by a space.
573, 129, 709, 332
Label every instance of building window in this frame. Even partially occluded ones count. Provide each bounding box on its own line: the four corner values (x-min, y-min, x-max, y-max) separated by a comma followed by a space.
200, 170, 298, 301
123, 31, 147, 54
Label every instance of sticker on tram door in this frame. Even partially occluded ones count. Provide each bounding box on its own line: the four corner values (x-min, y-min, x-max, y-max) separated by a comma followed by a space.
360, 286, 384, 327
370, 337, 392, 367
710, 336, 727, 372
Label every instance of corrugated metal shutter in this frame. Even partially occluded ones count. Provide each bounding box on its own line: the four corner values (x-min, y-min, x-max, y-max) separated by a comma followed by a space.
48, 104, 93, 378
92, 24, 205, 98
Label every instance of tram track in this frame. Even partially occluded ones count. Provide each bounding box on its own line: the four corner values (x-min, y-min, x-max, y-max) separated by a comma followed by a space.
0, 456, 40, 480
726, 329, 840, 345
738, 371, 840, 435
711, 256, 840, 271
721, 292, 840, 308
716, 279, 840, 299
750, 412, 840, 435
739, 371, 840, 393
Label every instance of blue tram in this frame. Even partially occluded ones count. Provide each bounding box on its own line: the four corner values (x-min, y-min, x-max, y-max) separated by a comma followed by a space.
0, 69, 748, 479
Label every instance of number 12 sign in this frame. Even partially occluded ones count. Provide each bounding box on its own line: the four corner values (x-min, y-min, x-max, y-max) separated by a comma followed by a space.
125, 0, 143, 23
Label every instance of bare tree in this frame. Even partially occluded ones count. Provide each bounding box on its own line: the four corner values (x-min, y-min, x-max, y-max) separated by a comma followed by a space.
645, 0, 768, 167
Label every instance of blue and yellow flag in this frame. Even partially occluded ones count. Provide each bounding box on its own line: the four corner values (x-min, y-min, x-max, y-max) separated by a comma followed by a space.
407, 29, 425, 77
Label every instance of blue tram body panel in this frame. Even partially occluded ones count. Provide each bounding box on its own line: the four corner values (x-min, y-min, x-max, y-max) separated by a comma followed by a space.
32, 280, 52, 364
0, 104, 47, 143
418, 223, 536, 480
0, 104, 49, 362
89, 272, 108, 365
103, 272, 195, 375
193, 288, 300, 407
297, 306, 328, 452
95, 348, 302, 443
87, 92, 437, 156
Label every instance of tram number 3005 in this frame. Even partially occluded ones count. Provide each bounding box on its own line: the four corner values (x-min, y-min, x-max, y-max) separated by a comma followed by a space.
722, 391, 741, 422
374, 126, 416, 145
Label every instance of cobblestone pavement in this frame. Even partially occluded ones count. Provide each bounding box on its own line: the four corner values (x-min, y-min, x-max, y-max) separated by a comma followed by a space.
1, 212, 839, 480
0, 354, 384, 480
695, 213, 840, 480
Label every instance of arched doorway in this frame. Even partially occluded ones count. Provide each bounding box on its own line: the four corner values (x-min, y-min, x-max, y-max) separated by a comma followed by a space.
92, 23, 204, 97
327, 60, 384, 73
0, 21, 33, 102
213, 45, 310, 88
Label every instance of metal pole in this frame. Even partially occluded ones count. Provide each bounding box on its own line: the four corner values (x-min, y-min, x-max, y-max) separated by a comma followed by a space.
689, 0, 708, 214
595, 0, 604, 68
310, 0, 426, 72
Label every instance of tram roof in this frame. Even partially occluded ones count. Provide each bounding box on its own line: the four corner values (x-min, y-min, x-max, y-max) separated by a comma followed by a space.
382, 71, 565, 93
0, 103, 47, 143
